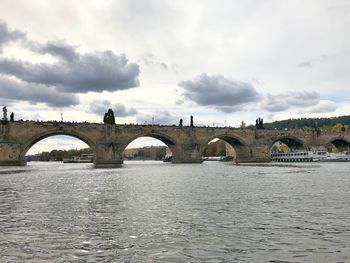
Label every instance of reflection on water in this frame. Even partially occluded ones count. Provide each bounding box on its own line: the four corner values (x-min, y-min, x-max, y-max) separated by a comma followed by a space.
0, 161, 350, 262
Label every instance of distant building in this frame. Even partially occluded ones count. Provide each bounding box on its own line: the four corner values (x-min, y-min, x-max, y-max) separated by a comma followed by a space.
124, 148, 139, 159
124, 146, 167, 160
138, 146, 158, 160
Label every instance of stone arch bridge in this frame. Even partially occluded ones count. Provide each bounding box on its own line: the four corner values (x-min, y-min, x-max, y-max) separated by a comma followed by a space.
1, 121, 349, 167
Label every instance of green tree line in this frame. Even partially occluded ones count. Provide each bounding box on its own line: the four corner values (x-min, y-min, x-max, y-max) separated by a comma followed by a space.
133, 146, 167, 160
28, 148, 93, 161
263, 115, 350, 131
30, 146, 168, 162
203, 140, 226, 157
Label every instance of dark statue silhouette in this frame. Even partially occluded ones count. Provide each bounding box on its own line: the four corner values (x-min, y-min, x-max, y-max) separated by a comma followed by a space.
103, 109, 115, 124
255, 117, 264, 129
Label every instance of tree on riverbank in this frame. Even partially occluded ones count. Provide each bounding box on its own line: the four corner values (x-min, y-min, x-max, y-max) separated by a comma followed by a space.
27, 148, 93, 161
263, 116, 350, 131
203, 140, 226, 157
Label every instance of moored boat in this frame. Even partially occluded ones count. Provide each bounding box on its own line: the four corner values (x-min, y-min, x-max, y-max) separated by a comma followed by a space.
321, 152, 350, 162
271, 150, 350, 162
271, 151, 313, 162
63, 154, 94, 163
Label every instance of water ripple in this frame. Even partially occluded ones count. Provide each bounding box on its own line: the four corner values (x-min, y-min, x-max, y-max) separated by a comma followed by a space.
0, 161, 350, 262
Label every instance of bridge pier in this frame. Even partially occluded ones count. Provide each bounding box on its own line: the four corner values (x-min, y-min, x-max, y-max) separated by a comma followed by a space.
0, 142, 26, 166
94, 142, 123, 168
0, 159, 26, 166
244, 145, 271, 163
171, 143, 203, 163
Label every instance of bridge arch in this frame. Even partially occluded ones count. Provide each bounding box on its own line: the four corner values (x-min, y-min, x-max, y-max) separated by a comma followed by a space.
202, 134, 251, 162
120, 132, 177, 160
20, 130, 97, 159
270, 135, 306, 151
326, 137, 350, 152
122, 132, 177, 149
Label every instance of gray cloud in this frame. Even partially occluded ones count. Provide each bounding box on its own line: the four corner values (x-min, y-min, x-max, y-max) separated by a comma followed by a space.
219, 105, 249, 113
89, 100, 111, 116
0, 98, 13, 106
179, 73, 261, 113
297, 61, 312, 68
136, 111, 178, 125
297, 55, 328, 68
308, 100, 338, 113
0, 48, 140, 93
28, 40, 78, 62
0, 22, 139, 107
0, 76, 79, 107
140, 52, 168, 70
114, 104, 138, 117
262, 91, 320, 112
89, 100, 138, 117
0, 20, 26, 51
175, 99, 184, 105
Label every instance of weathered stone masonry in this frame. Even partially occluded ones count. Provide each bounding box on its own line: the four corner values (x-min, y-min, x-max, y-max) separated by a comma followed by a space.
1, 121, 349, 167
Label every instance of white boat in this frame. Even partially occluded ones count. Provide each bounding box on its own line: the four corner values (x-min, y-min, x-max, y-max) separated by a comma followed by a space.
271, 151, 313, 162
321, 152, 350, 162
310, 150, 330, 162
63, 154, 94, 163
202, 156, 225, 161
271, 150, 350, 162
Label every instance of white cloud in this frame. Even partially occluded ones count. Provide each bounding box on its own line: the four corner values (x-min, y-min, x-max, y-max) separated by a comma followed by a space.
136, 111, 179, 125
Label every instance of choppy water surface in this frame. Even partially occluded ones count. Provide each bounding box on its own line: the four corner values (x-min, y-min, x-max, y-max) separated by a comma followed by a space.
0, 161, 350, 262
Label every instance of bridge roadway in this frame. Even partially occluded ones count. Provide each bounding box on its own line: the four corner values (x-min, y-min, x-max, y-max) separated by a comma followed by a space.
1, 121, 350, 167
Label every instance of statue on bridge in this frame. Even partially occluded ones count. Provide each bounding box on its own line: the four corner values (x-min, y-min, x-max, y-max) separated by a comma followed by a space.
255, 117, 264, 129
179, 118, 183, 127
2, 107, 7, 121
103, 108, 115, 124
190, 115, 194, 127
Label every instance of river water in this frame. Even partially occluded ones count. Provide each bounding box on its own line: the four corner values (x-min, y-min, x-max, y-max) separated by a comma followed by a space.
0, 161, 350, 262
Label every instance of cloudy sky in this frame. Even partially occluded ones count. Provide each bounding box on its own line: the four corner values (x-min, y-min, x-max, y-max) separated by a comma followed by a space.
1, 0, 349, 153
